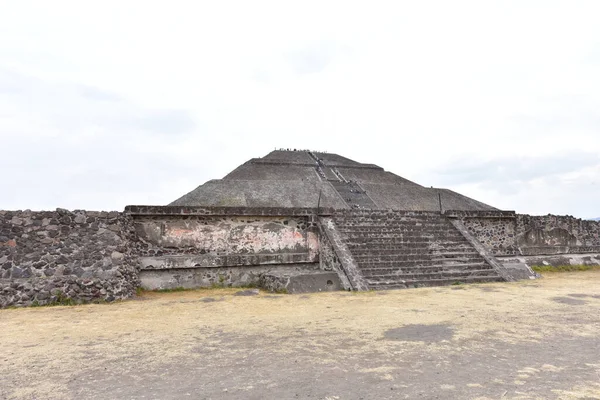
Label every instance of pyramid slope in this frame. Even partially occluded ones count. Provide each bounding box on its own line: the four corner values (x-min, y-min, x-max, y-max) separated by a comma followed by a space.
170, 150, 498, 211
170, 179, 347, 208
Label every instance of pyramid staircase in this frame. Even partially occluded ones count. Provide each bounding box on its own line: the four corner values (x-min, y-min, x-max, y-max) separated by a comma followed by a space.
332, 210, 505, 289
308, 151, 377, 209
329, 180, 377, 209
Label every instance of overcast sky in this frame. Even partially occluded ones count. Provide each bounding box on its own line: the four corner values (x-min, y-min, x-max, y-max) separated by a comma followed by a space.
1, 1, 599, 218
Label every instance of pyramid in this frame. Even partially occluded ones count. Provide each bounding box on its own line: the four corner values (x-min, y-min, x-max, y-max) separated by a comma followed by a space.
171, 150, 496, 212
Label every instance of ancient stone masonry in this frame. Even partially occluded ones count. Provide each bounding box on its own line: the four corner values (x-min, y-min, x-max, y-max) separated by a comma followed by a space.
6, 150, 599, 306
0, 209, 139, 308
515, 214, 600, 255
447, 210, 600, 257
170, 150, 497, 211
444, 211, 519, 256
318, 216, 367, 291
126, 206, 337, 291
332, 210, 507, 289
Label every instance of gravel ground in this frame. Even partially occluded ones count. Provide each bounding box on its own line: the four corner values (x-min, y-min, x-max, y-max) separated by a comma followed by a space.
1, 271, 600, 400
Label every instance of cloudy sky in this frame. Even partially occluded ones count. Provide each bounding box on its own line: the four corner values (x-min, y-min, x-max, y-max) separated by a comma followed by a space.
1, 1, 599, 218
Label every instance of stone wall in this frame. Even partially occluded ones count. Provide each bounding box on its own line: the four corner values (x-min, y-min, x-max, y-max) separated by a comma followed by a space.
515, 214, 600, 255
447, 210, 600, 260
462, 217, 518, 256
127, 206, 325, 290
0, 209, 139, 308
133, 215, 319, 262
139, 264, 324, 290
5, 204, 596, 306
317, 218, 353, 290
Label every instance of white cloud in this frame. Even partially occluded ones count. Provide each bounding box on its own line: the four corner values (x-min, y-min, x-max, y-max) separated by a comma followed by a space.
0, 0, 599, 217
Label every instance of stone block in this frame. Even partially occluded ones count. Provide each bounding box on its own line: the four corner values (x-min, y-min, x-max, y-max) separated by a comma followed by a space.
259, 271, 342, 294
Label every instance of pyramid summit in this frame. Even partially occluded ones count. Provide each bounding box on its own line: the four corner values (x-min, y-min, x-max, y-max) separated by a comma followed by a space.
171, 149, 496, 211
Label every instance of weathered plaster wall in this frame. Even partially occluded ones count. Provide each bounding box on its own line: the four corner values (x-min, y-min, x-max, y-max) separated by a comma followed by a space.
134, 215, 321, 290
0, 209, 139, 308
134, 215, 319, 260
515, 214, 600, 255
126, 206, 324, 290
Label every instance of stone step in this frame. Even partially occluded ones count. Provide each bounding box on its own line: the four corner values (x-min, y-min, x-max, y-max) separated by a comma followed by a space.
340, 228, 464, 235
368, 276, 505, 290
348, 246, 432, 253
431, 257, 484, 264
330, 211, 497, 292
357, 259, 483, 267
352, 252, 483, 263
341, 233, 463, 240
360, 262, 493, 274
353, 255, 484, 264
432, 251, 480, 256
337, 223, 447, 229
336, 221, 450, 227
358, 261, 489, 270
321, 168, 339, 181
346, 239, 469, 248
344, 234, 467, 240
338, 227, 458, 233
347, 243, 475, 250
351, 252, 480, 260
334, 213, 444, 220
355, 253, 476, 260
349, 247, 474, 255
337, 222, 448, 228
365, 269, 499, 281
350, 248, 441, 256
361, 264, 494, 275
330, 181, 377, 209
341, 231, 463, 237
341, 233, 459, 239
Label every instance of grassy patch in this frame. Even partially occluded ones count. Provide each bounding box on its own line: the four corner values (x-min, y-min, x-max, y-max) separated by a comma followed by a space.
147, 286, 189, 293
531, 264, 600, 273
28, 293, 79, 308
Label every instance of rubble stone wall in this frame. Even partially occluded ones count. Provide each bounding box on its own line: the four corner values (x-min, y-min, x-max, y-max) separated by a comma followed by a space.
0, 209, 139, 307
515, 214, 600, 252
461, 217, 518, 256
448, 210, 600, 259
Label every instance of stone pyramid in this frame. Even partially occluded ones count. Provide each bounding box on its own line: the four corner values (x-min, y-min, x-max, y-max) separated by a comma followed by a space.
171, 150, 496, 211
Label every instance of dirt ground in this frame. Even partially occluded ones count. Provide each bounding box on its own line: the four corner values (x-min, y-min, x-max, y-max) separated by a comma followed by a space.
1, 272, 600, 400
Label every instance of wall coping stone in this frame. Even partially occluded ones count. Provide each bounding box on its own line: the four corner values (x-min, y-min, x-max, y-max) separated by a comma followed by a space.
445, 210, 517, 219
125, 205, 335, 217
139, 253, 315, 270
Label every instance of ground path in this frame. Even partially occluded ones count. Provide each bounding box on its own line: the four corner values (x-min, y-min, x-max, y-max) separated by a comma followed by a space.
1, 272, 600, 399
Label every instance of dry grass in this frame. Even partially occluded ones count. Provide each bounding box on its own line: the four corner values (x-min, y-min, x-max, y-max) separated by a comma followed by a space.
531, 264, 600, 273
1, 271, 600, 399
